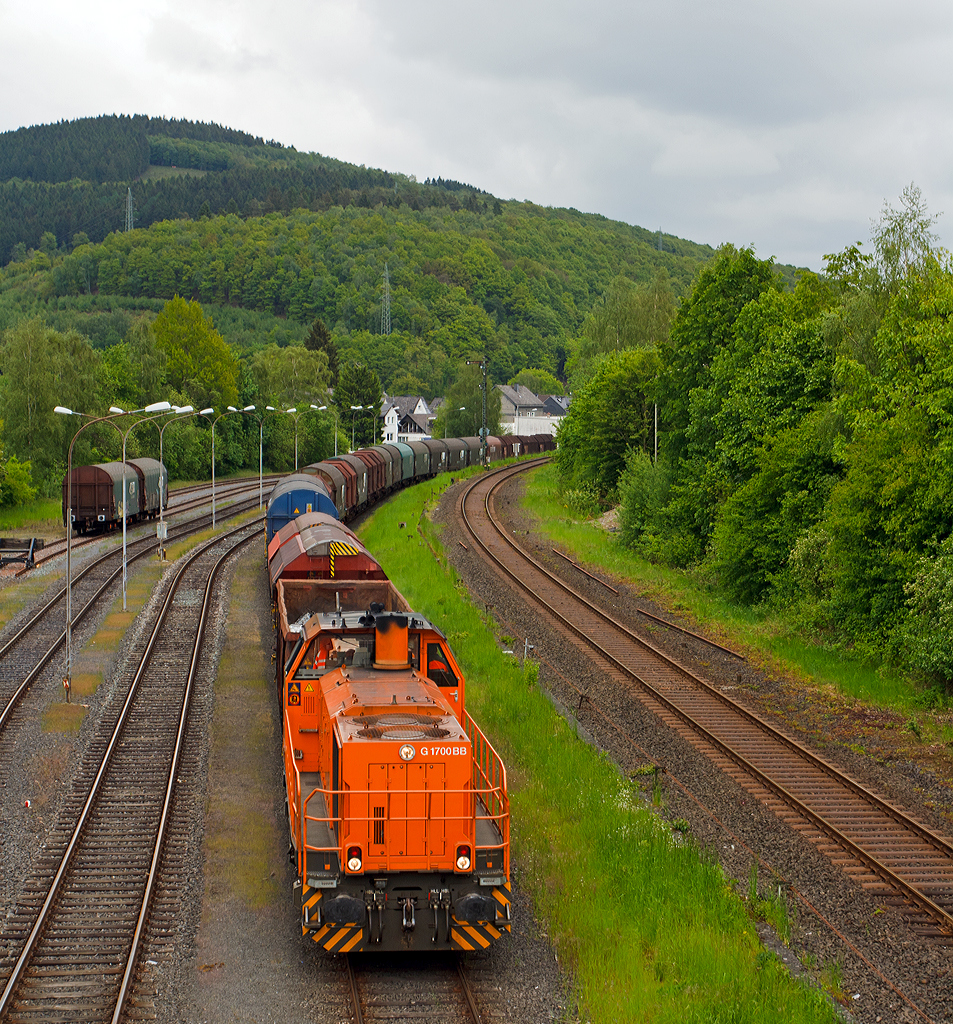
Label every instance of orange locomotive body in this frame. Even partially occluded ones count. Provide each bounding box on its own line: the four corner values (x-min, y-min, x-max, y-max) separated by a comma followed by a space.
276, 577, 511, 953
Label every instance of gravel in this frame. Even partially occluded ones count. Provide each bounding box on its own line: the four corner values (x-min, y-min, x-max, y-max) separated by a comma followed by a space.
4, 477, 952, 1024
433, 472, 953, 1024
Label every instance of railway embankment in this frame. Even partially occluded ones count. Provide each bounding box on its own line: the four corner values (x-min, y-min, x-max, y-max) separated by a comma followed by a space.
359, 469, 854, 1024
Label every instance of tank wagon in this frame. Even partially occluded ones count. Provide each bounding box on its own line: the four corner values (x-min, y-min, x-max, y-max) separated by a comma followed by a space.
62, 458, 167, 534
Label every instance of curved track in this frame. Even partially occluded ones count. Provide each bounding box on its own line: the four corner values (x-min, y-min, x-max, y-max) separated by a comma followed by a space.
0, 520, 261, 1023
460, 461, 953, 943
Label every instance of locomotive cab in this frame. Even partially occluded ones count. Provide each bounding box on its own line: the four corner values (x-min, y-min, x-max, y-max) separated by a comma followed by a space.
277, 581, 510, 953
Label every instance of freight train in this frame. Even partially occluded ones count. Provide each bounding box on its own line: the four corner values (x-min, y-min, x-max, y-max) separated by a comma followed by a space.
62, 458, 168, 534
269, 433, 553, 953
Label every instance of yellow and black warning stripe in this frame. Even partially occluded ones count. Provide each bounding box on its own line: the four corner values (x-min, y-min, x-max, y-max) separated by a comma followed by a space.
450, 882, 512, 951
328, 540, 360, 578
301, 885, 366, 952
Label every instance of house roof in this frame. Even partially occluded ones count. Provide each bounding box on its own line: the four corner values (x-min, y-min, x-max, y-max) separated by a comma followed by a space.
385, 395, 431, 418
400, 412, 432, 435
496, 384, 544, 411
540, 394, 571, 415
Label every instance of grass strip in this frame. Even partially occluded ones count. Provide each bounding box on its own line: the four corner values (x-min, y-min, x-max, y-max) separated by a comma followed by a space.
359, 472, 839, 1024
528, 463, 952, 718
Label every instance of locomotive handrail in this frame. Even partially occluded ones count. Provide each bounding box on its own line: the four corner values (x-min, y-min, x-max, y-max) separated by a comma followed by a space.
463, 710, 509, 829
299, 782, 509, 839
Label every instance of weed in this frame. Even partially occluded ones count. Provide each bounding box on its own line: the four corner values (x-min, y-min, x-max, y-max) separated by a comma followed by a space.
670, 817, 690, 833
524, 660, 540, 687
819, 958, 847, 1005
914, 684, 950, 710
746, 864, 792, 944
906, 718, 923, 740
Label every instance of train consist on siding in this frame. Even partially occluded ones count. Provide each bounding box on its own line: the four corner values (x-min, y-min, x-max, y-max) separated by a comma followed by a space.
268, 433, 554, 953
61, 458, 167, 534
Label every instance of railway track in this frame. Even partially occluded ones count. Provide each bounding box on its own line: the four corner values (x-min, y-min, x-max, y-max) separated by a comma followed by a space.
19, 475, 278, 572
0, 490, 263, 740
460, 461, 953, 944
0, 519, 261, 1023
346, 953, 486, 1024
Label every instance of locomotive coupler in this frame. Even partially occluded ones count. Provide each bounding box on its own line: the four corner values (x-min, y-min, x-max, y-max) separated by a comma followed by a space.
401, 897, 416, 931
428, 889, 451, 942
365, 891, 386, 944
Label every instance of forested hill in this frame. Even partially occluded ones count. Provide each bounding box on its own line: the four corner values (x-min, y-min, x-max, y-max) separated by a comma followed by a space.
0, 115, 271, 184
0, 113, 733, 394
0, 115, 425, 260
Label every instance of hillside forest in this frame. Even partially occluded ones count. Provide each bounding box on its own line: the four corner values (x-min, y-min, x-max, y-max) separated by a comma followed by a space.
0, 117, 715, 490
1, 117, 949, 690
557, 184, 953, 691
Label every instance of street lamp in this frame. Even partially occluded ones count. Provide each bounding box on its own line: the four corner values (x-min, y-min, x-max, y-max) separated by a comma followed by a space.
466, 358, 488, 466
198, 405, 254, 527
315, 404, 338, 457
245, 405, 273, 509
272, 403, 328, 468
109, 402, 173, 609
55, 406, 125, 694
156, 405, 194, 553
349, 405, 364, 452
283, 407, 307, 471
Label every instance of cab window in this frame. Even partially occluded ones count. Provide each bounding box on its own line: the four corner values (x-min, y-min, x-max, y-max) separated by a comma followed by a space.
426, 642, 458, 687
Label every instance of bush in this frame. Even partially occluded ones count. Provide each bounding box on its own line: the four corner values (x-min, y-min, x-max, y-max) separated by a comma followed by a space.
0, 455, 37, 507
900, 535, 953, 683
617, 447, 671, 550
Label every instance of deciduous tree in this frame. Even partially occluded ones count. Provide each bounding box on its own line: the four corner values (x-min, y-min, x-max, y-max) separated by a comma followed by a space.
152, 296, 238, 409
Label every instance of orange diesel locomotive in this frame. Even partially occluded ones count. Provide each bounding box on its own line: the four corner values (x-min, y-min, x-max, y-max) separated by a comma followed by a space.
273, 519, 510, 954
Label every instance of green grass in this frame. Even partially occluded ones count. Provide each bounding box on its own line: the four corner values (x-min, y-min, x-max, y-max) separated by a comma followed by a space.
359, 469, 840, 1024
141, 164, 208, 180
528, 463, 942, 714
0, 497, 63, 536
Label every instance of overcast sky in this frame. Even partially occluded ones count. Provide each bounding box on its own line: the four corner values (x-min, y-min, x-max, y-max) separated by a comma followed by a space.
2, 0, 951, 269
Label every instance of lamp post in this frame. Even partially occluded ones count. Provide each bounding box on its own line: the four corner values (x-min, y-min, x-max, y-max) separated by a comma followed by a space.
54, 406, 126, 694
284, 407, 305, 471
199, 405, 253, 527
109, 402, 173, 609
156, 405, 194, 553
349, 405, 364, 451
316, 404, 338, 457
270, 402, 329, 468
245, 405, 273, 509
466, 358, 488, 466
369, 403, 378, 445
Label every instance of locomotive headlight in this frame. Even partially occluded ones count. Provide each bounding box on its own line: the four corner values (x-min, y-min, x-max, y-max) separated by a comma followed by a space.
399, 744, 415, 761
346, 846, 363, 872
455, 845, 472, 871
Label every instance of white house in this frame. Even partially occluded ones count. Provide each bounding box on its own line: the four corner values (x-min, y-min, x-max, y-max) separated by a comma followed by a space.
380, 395, 433, 443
